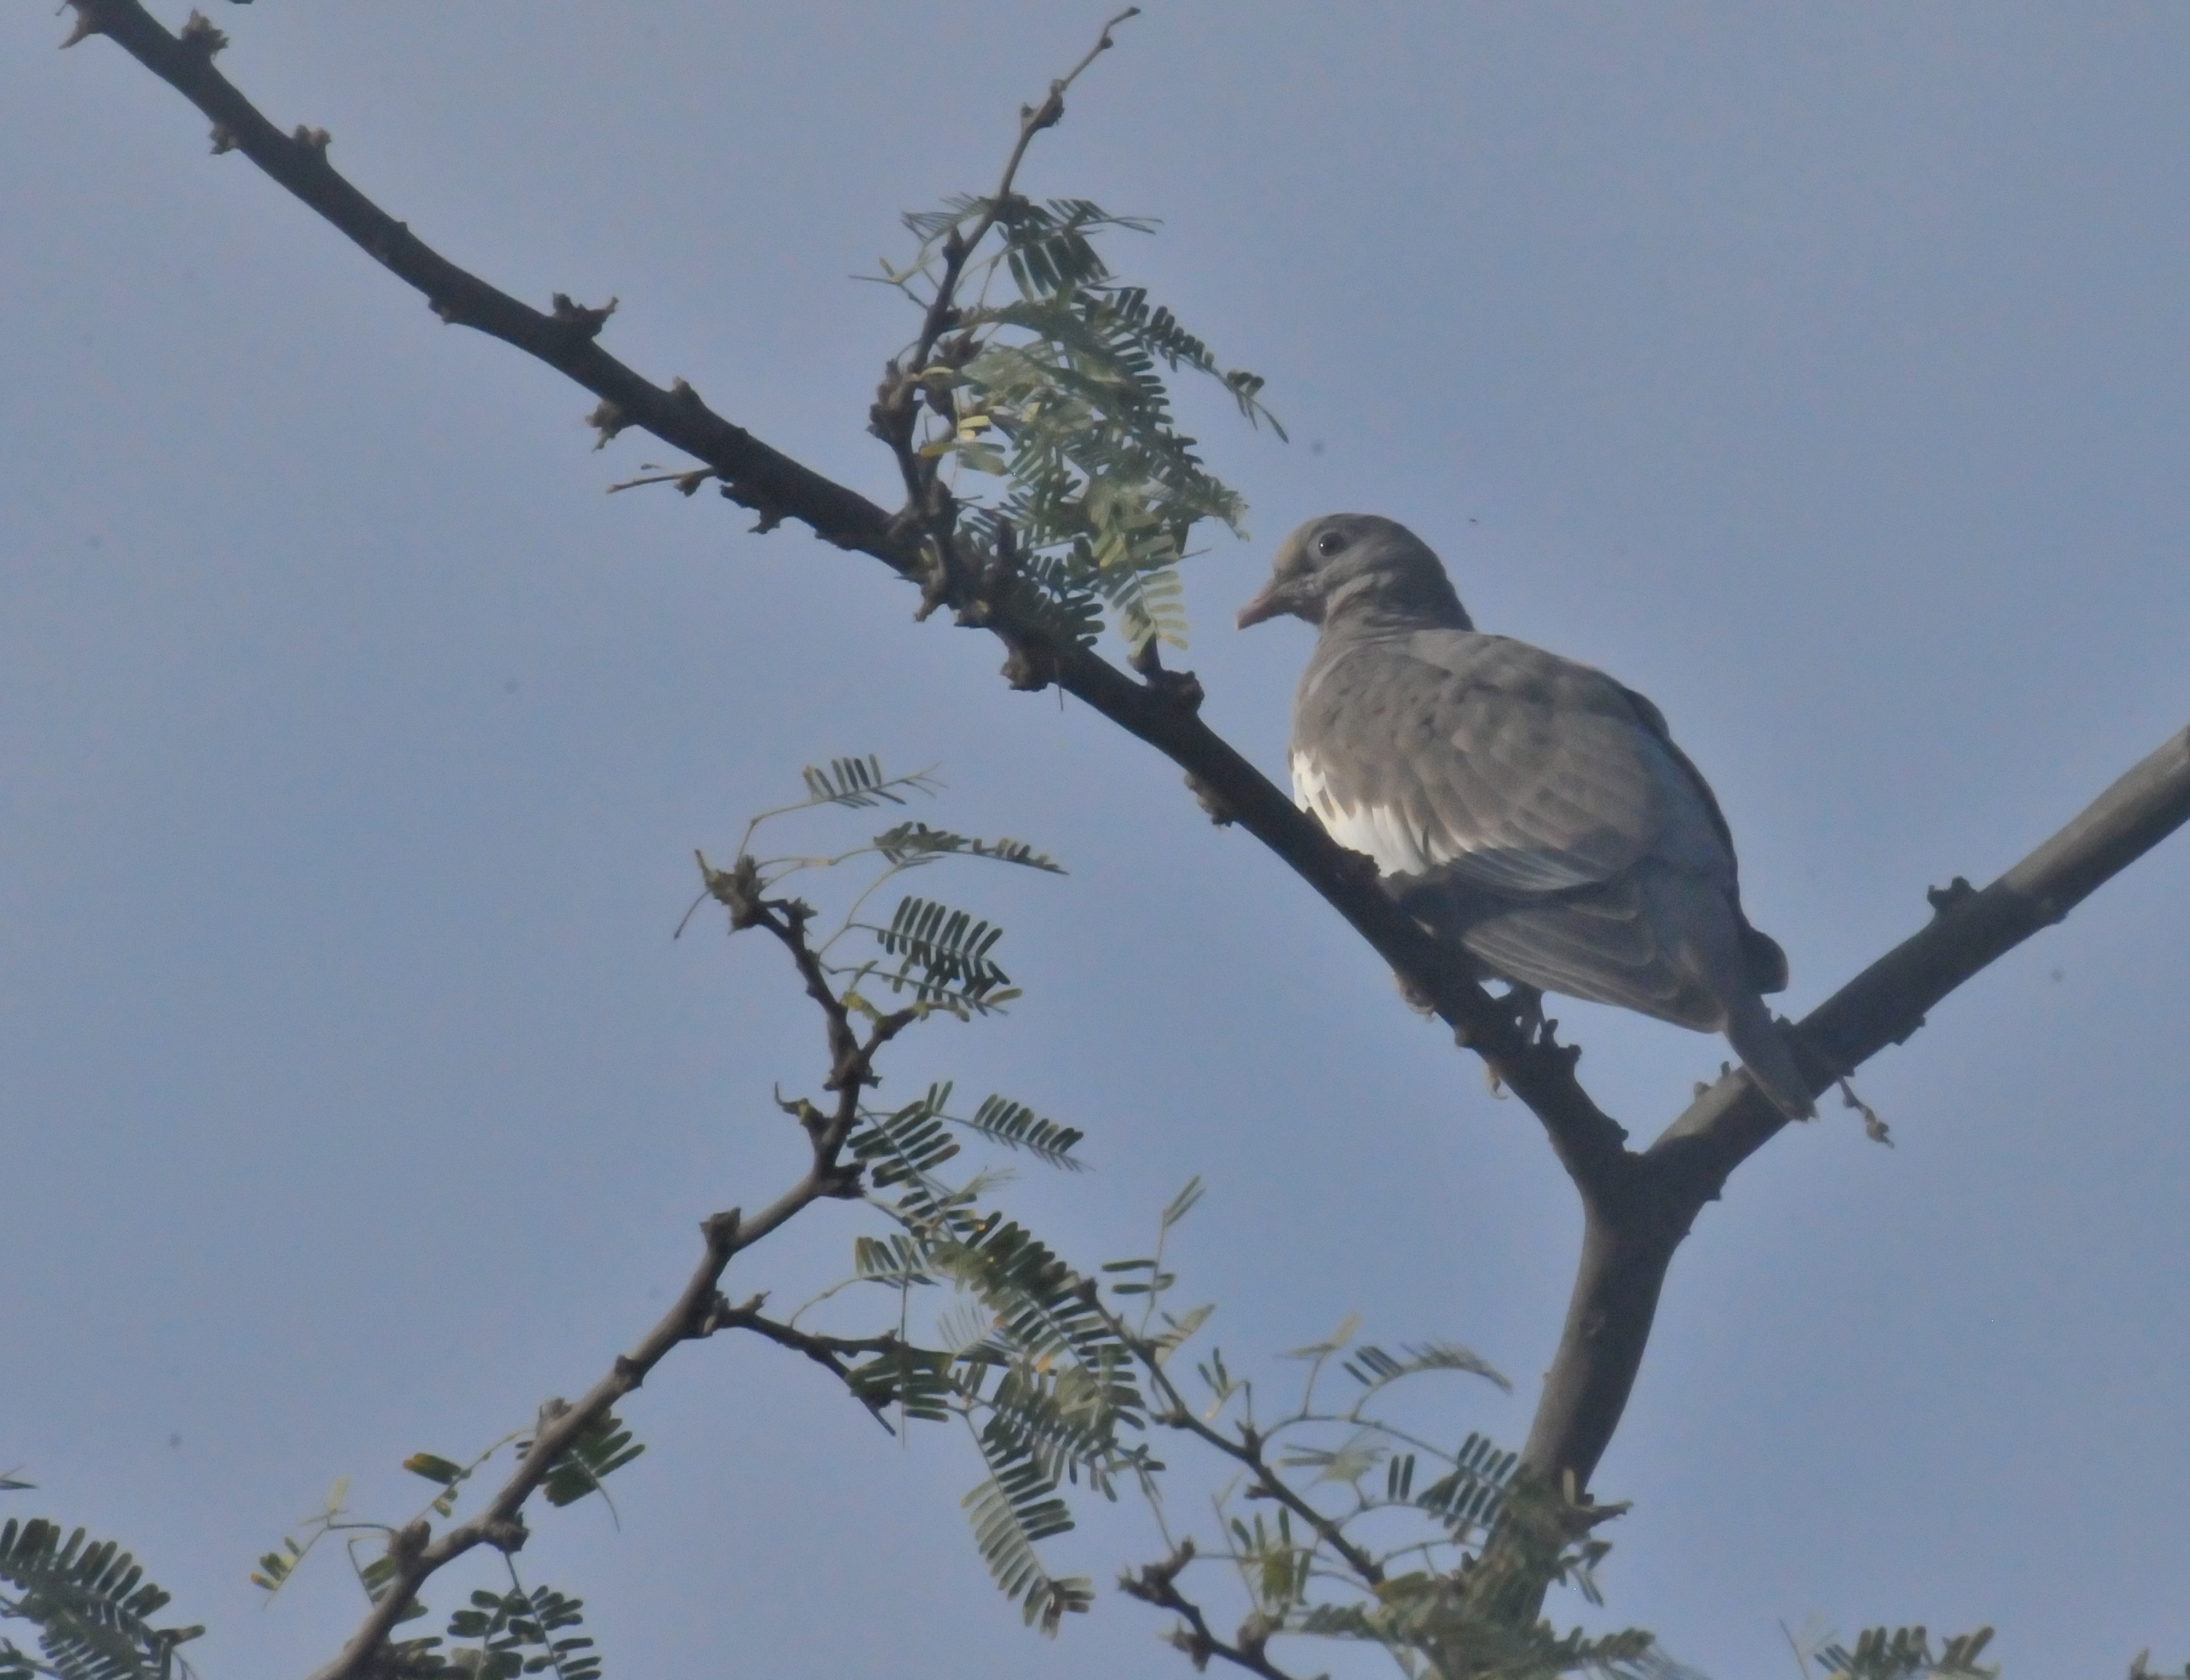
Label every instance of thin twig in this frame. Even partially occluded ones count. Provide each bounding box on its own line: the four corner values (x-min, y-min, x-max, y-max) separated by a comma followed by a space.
716, 1295, 907, 1425
909, 5, 1139, 373
1099, 1303, 1385, 1590
1120, 1543, 1307, 1680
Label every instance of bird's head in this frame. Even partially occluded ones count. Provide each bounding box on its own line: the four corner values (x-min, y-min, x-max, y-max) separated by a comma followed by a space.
1236, 513, 1473, 632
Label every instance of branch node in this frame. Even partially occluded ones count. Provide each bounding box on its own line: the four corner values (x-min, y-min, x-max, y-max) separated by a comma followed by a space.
1184, 772, 1235, 826
1000, 640, 1057, 693
700, 1207, 743, 1251
550, 292, 618, 343
387, 1518, 430, 1564
913, 538, 957, 622
1839, 1077, 1892, 1146
208, 123, 239, 156
612, 1353, 643, 1386
58, 4, 103, 50
291, 124, 333, 157
178, 11, 228, 61
1926, 874, 1976, 915
697, 852, 764, 931
693, 1288, 734, 1336
584, 398, 629, 449
1128, 639, 1206, 712
479, 1514, 528, 1555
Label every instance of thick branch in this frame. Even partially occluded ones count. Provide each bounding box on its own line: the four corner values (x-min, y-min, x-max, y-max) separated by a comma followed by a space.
1521, 724, 2190, 1491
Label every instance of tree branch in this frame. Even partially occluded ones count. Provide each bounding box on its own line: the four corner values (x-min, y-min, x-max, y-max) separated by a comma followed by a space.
62, 2, 1630, 1164
1121, 1543, 1306, 1680
1520, 723, 2190, 1491
714, 1294, 907, 1425
1099, 1305, 1388, 1590
300, 1207, 744, 1680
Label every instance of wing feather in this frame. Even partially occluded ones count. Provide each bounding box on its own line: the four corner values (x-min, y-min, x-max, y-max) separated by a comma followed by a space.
1292, 630, 1725, 896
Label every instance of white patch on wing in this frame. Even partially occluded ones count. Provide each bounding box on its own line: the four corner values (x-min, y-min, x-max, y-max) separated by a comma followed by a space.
1290, 751, 1436, 876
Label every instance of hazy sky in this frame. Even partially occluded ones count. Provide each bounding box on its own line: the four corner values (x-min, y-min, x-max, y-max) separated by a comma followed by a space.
5, 5, 2188, 1677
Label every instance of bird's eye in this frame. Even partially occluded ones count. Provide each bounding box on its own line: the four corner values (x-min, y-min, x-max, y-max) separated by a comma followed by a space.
1314, 530, 1348, 558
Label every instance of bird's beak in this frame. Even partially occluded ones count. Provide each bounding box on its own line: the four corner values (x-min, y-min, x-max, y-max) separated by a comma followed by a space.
1236, 576, 1290, 629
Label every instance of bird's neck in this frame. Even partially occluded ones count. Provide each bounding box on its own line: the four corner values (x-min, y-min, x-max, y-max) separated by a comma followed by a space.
1321, 568, 1474, 632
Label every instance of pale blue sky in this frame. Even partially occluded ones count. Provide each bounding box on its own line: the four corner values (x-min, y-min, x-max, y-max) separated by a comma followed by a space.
5, 5, 2188, 1677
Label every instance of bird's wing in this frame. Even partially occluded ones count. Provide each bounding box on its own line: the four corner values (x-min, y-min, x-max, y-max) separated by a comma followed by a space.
1292, 630, 1731, 896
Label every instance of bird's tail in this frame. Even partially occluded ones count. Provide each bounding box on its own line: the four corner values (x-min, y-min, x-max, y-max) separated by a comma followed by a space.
1721, 988, 1816, 1120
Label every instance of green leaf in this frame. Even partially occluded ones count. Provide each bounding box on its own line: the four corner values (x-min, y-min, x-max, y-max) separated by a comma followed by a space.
959, 1442, 1091, 1636
801, 755, 911, 809
1817, 1625, 1999, 1680
927, 1216, 1139, 1422
1413, 1431, 1517, 1540
526, 1413, 646, 1510
844, 1345, 956, 1423
1159, 1177, 1204, 1229
1147, 1303, 1214, 1362
869, 823, 1064, 875
853, 1233, 937, 1289
875, 896, 1013, 1010
850, 1087, 963, 1219
958, 1095, 1084, 1168
0, 1519, 203, 1680
1277, 1430, 1385, 1489
401, 1453, 465, 1486
1340, 1340, 1512, 1399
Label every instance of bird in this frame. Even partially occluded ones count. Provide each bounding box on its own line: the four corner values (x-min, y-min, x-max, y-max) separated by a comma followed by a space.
1237, 512, 1814, 1119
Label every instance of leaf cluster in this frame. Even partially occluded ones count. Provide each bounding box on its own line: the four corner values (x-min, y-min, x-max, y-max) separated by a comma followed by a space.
832, 1089, 1142, 1634
411, 1584, 600, 1680
883, 194, 1281, 653
1812, 1626, 1998, 1680
0, 1520, 200, 1680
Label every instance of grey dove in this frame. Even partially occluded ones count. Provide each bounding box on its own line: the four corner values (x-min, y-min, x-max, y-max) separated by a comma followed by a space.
1238, 512, 1814, 1120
